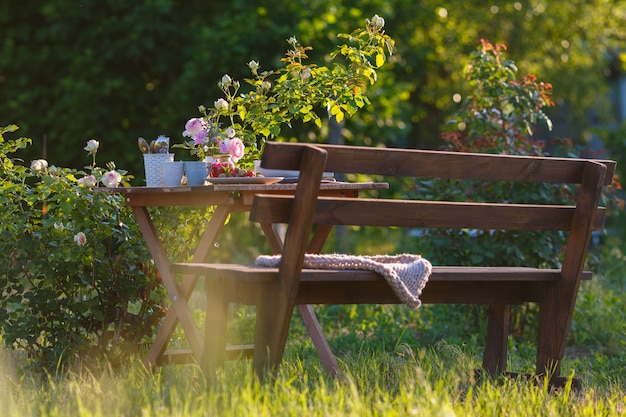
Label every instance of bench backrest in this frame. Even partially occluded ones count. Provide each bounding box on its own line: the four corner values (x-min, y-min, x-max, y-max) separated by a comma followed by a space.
253, 141, 615, 284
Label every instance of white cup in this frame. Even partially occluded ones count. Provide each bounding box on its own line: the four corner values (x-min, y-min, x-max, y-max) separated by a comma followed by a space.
184, 161, 207, 186
143, 153, 174, 186
162, 161, 184, 187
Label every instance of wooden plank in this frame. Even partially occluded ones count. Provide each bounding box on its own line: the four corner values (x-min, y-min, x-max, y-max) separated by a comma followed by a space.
295, 280, 555, 305
93, 182, 388, 208
157, 345, 255, 365
211, 181, 389, 192
253, 195, 607, 231
536, 160, 607, 375
261, 143, 616, 185
314, 199, 576, 230
171, 263, 592, 283
251, 145, 329, 375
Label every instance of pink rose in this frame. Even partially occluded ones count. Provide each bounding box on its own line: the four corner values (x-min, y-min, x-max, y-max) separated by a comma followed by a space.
228, 138, 245, 162
183, 118, 205, 138
219, 139, 230, 154
193, 130, 208, 145
102, 170, 122, 188
73, 232, 87, 246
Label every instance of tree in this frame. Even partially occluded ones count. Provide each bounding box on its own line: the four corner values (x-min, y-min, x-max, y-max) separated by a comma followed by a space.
1, 0, 624, 178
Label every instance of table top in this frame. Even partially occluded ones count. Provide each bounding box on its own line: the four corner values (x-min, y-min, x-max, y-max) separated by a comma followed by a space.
94, 181, 388, 194
93, 181, 388, 207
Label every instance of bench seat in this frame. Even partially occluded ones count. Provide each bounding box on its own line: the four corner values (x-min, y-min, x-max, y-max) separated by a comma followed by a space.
172, 263, 592, 306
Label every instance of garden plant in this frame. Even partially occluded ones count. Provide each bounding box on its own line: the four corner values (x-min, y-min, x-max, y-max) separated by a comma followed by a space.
0, 125, 172, 370
176, 14, 394, 169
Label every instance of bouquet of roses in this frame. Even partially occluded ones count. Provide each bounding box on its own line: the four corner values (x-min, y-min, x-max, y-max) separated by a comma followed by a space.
176, 14, 394, 174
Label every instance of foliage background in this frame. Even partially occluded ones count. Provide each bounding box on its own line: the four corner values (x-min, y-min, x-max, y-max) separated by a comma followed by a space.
2, 0, 625, 177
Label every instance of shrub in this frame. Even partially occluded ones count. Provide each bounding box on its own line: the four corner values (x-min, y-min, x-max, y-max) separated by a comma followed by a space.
0, 125, 167, 371
428, 39, 622, 269
412, 39, 622, 340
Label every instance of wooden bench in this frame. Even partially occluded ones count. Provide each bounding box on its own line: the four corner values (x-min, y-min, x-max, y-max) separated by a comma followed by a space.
171, 142, 615, 387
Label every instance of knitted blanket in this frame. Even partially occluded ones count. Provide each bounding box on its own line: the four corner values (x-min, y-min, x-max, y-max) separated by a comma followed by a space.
255, 253, 432, 309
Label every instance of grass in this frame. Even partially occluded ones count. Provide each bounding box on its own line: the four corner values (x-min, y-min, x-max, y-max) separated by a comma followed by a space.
1, 341, 624, 416
1, 240, 625, 416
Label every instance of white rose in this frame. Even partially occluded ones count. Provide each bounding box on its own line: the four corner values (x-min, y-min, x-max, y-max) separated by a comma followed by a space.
214, 98, 229, 112
30, 159, 48, 172
370, 14, 385, 31
248, 60, 259, 74
225, 127, 236, 138
301, 67, 311, 81
84, 139, 99, 154
220, 74, 232, 86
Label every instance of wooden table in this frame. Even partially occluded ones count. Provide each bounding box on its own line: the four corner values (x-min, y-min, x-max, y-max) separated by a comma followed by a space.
94, 181, 388, 372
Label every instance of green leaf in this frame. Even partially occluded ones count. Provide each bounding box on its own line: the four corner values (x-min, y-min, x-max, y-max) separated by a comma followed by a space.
375, 52, 385, 68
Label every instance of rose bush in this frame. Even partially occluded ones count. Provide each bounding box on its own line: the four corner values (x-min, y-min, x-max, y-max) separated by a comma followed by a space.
410, 39, 622, 340
0, 125, 168, 371
176, 14, 395, 168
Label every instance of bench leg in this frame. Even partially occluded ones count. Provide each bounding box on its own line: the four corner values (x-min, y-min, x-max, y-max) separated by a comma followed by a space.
536, 293, 564, 377
202, 279, 229, 379
253, 285, 296, 378
482, 304, 510, 376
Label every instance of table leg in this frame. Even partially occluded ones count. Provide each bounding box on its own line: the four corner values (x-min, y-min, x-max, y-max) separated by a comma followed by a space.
145, 204, 246, 367
259, 222, 284, 254
302, 224, 340, 375
132, 206, 204, 368
297, 304, 339, 376
146, 206, 235, 367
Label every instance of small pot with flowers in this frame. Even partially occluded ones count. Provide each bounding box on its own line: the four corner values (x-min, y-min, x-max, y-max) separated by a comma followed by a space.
181, 119, 255, 178
176, 14, 395, 178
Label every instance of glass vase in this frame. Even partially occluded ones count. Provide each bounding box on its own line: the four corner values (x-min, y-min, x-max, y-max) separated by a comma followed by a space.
210, 154, 235, 178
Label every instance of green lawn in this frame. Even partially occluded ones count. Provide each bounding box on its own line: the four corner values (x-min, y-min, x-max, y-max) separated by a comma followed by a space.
1, 340, 624, 417
1, 240, 625, 416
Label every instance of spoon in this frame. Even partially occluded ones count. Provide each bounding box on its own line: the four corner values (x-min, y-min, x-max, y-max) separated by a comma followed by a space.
138, 137, 150, 154
153, 135, 170, 154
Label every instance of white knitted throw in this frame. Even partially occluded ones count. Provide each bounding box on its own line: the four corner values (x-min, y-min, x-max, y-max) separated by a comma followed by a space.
255, 253, 432, 309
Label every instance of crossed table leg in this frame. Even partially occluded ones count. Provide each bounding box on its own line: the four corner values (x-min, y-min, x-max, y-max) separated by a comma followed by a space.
136, 204, 338, 375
